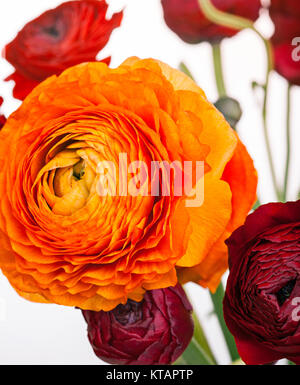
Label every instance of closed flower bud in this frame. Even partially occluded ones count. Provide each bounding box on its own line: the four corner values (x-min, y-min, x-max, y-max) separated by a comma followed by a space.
214, 96, 242, 129
161, 0, 262, 44
82, 284, 194, 365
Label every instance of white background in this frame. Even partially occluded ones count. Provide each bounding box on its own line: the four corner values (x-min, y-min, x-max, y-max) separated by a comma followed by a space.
0, 0, 299, 364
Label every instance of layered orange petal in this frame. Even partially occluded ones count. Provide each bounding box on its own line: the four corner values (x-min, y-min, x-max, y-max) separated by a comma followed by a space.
0, 58, 257, 310
177, 136, 257, 291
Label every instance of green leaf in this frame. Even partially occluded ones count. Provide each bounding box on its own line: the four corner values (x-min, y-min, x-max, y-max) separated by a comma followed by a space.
210, 283, 240, 362
192, 312, 217, 364
174, 337, 215, 365
252, 199, 261, 210
173, 356, 188, 365
231, 359, 245, 365
179, 62, 195, 80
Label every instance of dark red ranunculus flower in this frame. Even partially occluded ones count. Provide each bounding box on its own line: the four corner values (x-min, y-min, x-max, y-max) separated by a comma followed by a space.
0, 97, 6, 129
161, 0, 262, 44
4, 0, 123, 100
82, 284, 194, 365
269, 0, 300, 45
270, 0, 300, 85
223, 200, 300, 365
273, 43, 300, 86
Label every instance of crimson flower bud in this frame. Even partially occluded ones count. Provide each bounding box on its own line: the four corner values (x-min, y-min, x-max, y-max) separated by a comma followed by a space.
161, 0, 262, 44
82, 284, 194, 365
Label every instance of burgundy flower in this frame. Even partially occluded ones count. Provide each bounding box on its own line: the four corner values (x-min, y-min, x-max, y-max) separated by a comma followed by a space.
161, 0, 262, 44
269, 0, 300, 45
4, 0, 123, 100
223, 201, 300, 365
0, 97, 6, 129
270, 0, 300, 85
273, 43, 300, 86
82, 284, 194, 365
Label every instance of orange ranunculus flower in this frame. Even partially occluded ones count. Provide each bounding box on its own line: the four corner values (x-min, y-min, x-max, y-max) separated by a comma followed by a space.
0, 58, 257, 311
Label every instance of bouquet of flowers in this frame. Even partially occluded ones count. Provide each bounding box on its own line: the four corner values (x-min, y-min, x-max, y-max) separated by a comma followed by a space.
0, 0, 299, 366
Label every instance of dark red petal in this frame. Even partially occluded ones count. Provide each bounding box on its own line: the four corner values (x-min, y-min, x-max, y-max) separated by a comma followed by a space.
5, 71, 40, 101
273, 43, 300, 86
4, 0, 122, 84
82, 284, 194, 365
161, 0, 261, 44
0, 96, 6, 128
223, 296, 285, 365
226, 200, 300, 269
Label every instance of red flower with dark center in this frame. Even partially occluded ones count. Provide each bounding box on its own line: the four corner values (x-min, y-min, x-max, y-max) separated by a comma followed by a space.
161, 0, 262, 44
82, 284, 194, 365
4, 0, 123, 100
224, 200, 300, 365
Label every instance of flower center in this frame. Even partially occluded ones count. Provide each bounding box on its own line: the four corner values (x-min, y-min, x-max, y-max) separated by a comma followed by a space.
43, 25, 60, 38
276, 279, 296, 306
73, 159, 86, 180
33, 139, 102, 216
113, 300, 143, 325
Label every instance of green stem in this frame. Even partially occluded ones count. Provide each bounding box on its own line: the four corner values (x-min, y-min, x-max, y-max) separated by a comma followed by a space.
198, 0, 274, 70
198, 0, 281, 200
259, 35, 279, 201
179, 62, 195, 80
181, 286, 217, 365
210, 283, 239, 362
174, 356, 188, 365
252, 198, 261, 210
192, 312, 217, 364
262, 73, 281, 201
257, 37, 283, 201
175, 337, 215, 365
212, 43, 227, 98
283, 83, 292, 202
198, 0, 253, 30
